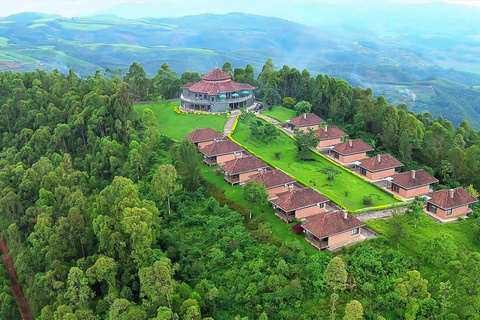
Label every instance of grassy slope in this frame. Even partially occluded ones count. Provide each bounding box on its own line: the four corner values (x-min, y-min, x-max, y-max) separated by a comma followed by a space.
232, 120, 399, 211
134, 101, 226, 141
366, 213, 480, 276
201, 164, 320, 256
261, 106, 297, 123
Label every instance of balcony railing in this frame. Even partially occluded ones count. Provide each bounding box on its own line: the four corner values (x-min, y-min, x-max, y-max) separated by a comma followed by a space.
204, 157, 217, 166
275, 210, 294, 222
305, 236, 329, 250
224, 175, 240, 184
181, 94, 253, 104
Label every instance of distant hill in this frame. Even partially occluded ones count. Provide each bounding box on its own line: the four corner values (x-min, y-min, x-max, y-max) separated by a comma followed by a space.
1, 12, 480, 128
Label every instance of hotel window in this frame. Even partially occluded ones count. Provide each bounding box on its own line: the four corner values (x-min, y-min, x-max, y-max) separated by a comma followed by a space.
351, 228, 359, 235
446, 209, 452, 215
429, 204, 437, 214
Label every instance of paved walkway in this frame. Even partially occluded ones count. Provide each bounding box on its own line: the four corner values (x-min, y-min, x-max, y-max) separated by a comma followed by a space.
256, 112, 282, 126
356, 206, 408, 221
223, 110, 241, 136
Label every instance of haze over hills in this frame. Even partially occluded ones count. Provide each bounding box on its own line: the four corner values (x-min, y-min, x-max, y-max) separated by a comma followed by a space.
2, 2, 480, 127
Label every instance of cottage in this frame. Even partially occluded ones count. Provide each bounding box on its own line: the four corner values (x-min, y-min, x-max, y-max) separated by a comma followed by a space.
249, 169, 297, 199
301, 211, 365, 251
358, 154, 403, 180
186, 128, 224, 148
331, 139, 374, 163
315, 125, 348, 148
181, 68, 255, 112
389, 169, 439, 199
287, 113, 325, 132
271, 188, 329, 222
221, 156, 270, 185
200, 139, 244, 166
425, 187, 477, 220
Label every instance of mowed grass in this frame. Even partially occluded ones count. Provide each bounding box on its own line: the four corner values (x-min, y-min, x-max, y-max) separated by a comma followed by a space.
232, 121, 399, 211
261, 106, 297, 123
201, 163, 321, 256
366, 213, 480, 276
134, 101, 227, 141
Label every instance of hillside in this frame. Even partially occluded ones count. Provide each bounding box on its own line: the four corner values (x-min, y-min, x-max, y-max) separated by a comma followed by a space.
1, 12, 480, 127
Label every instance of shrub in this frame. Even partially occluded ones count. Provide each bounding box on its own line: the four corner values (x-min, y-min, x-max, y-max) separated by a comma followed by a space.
363, 196, 372, 206
274, 152, 281, 160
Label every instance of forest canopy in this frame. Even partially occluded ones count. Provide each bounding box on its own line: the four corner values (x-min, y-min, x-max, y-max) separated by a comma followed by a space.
0, 61, 480, 319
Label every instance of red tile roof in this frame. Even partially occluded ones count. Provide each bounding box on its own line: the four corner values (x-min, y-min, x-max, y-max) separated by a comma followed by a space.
181, 68, 254, 95
202, 68, 231, 81
332, 139, 374, 155
249, 169, 296, 189
391, 170, 439, 189
288, 113, 325, 127
301, 211, 365, 238
186, 128, 223, 143
272, 188, 328, 212
221, 156, 269, 175
200, 139, 244, 157
358, 154, 403, 172
315, 126, 348, 140
427, 187, 477, 209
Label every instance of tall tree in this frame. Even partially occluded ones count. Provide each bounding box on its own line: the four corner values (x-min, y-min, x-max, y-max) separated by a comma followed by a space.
222, 62, 233, 75
294, 100, 312, 116
139, 258, 176, 316
344, 300, 363, 320
124, 62, 147, 101
323, 257, 347, 320
243, 180, 269, 219
152, 164, 180, 215
176, 139, 202, 192
294, 128, 319, 160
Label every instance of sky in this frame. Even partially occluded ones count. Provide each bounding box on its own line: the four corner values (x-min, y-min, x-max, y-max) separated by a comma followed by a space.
2, 0, 480, 18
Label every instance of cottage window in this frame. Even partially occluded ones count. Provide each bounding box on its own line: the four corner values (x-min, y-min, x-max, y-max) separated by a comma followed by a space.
446, 209, 452, 215
334, 152, 339, 159
429, 204, 437, 214
360, 168, 367, 176
351, 228, 359, 235
319, 203, 324, 208
392, 184, 400, 193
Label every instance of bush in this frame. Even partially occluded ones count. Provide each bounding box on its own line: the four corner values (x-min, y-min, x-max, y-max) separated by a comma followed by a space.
363, 196, 372, 206
274, 152, 281, 160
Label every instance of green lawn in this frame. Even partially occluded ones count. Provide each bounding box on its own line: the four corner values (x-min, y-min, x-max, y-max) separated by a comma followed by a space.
261, 105, 297, 123
231, 120, 399, 211
201, 163, 321, 256
134, 101, 227, 141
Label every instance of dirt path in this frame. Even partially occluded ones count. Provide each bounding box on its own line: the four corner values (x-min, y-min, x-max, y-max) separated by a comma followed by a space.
0, 236, 33, 320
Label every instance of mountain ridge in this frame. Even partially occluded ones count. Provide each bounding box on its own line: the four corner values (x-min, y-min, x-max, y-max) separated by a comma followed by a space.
1, 11, 480, 127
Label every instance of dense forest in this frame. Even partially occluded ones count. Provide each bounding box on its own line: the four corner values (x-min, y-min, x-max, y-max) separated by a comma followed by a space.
0, 61, 480, 319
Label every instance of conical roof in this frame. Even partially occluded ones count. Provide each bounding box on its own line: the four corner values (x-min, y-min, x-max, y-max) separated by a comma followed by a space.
202, 68, 231, 81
